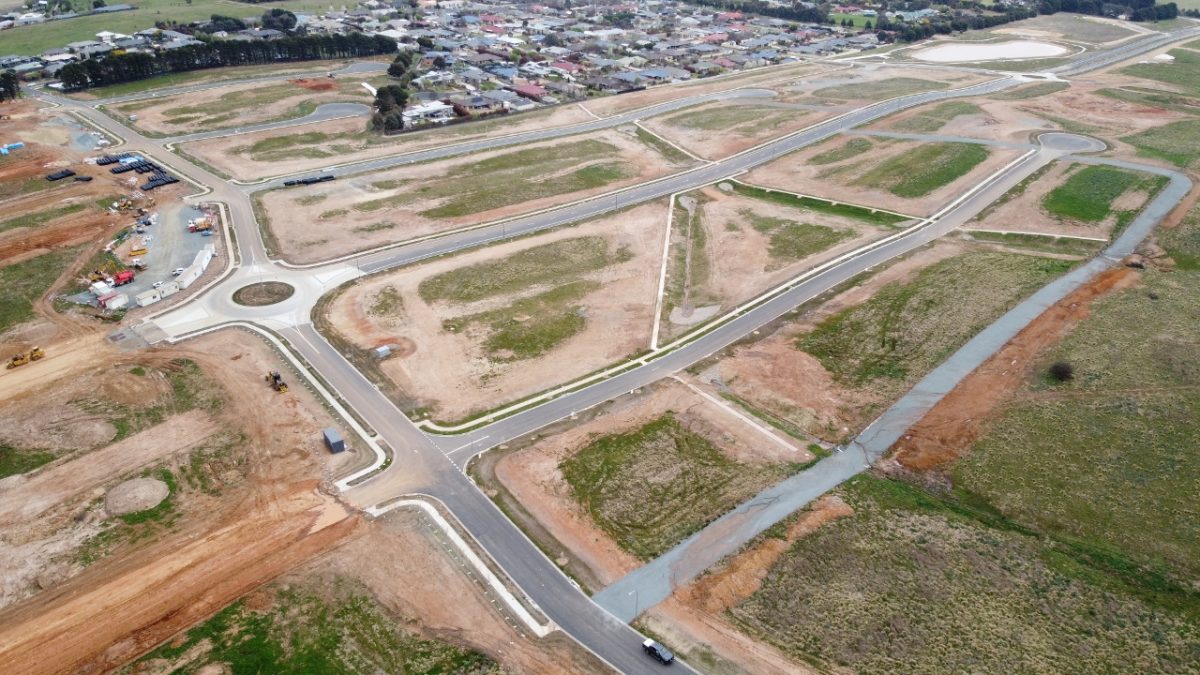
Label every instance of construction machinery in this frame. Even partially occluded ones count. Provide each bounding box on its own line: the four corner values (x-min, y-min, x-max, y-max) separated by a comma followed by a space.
7, 347, 44, 370
265, 371, 289, 393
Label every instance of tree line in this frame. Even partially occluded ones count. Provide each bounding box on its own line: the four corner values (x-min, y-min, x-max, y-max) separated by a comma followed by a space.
1, 71, 20, 101
57, 33, 397, 90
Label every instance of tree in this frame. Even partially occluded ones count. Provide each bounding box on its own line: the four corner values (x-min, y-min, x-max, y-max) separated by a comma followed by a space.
864, 20, 873, 29
387, 51, 412, 78
432, 55, 447, 69
261, 8, 298, 32
0, 70, 20, 101
371, 83, 409, 132
1049, 361, 1075, 382
92, 0, 106, 8
206, 14, 246, 33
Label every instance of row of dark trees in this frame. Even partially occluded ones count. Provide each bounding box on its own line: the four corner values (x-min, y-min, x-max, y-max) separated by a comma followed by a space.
370, 84, 409, 133
0, 71, 20, 101
57, 33, 397, 90
1038, 0, 1179, 20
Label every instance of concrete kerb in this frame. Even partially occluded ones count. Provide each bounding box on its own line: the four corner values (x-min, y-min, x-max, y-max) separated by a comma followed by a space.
418, 146, 1042, 435
727, 179, 924, 222
649, 191, 681, 350
632, 120, 711, 164
366, 495, 557, 638
161, 320, 388, 486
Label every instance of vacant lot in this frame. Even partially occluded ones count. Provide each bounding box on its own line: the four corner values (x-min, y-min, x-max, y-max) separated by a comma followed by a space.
1042, 164, 1165, 224
745, 136, 1015, 216
179, 104, 599, 181
0, 245, 85, 337
988, 81, 1071, 100
728, 474, 1199, 674
261, 129, 683, 263
1122, 119, 1200, 168
109, 77, 373, 136
321, 203, 665, 422
658, 184, 902, 342
67, 58, 358, 99
991, 13, 1138, 44
1120, 49, 1200, 98
883, 101, 983, 133
641, 101, 831, 159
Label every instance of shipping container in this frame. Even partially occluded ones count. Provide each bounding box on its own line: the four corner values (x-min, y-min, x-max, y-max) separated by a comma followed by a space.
323, 428, 345, 454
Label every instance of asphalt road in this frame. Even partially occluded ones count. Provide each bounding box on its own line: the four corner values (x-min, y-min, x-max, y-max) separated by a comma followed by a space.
34, 27, 1200, 674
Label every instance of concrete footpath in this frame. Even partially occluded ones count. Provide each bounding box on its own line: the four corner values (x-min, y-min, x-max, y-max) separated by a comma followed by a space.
595, 161, 1192, 623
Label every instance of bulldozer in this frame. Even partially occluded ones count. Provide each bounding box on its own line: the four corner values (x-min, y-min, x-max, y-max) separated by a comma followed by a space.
265, 371, 288, 393
7, 346, 44, 370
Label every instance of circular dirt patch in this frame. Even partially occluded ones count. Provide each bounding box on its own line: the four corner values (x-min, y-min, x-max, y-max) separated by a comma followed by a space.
233, 282, 295, 307
105, 477, 169, 516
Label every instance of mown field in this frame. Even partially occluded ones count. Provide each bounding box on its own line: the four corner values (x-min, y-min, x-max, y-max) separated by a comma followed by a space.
131, 575, 499, 673
561, 414, 796, 560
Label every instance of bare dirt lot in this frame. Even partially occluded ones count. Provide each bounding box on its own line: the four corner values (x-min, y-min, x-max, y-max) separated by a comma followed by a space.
262, 127, 687, 263
179, 103, 597, 181
659, 184, 897, 342
779, 64, 990, 104
323, 202, 667, 422
743, 134, 1022, 217
0, 330, 361, 673
109, 77, 374, 136
641, 101, 833, 159
486, 378, 813, 592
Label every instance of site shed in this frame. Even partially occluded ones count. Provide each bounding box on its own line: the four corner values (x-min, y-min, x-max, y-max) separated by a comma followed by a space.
323, 428, 345, 454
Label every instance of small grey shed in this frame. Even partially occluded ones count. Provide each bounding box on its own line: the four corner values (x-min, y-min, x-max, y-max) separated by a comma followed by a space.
323, 427, 345, 453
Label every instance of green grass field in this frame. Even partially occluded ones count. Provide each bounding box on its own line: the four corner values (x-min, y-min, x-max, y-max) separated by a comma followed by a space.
889, 101, 982, 133
1120, 49, 1200, 97
68, 59, 355, 99
808, 137, 873, 165
418, 236, 628, 304
988, 81, 1070, 100
1042, 164, 1156, 222
813, 77, 950, 102
0, 245, 85, 336
730, 474, 1200, 673
1122, 119, 1200, 168
135, 576, 499, 673
561, 414, 796, 560
855, 142, 990, 198
828, 11, 875, 26
1, 0, 336, 55
798, 251, 1072, 401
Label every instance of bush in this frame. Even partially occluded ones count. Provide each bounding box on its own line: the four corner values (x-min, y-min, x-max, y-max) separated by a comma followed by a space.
1049, 361, 1075, 381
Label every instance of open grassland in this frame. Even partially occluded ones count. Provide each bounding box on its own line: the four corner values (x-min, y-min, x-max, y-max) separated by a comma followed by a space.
740, 209, 855, 262
888, 101, 982, 133
798, 251, 1073, 399
561, 414, 796, 561
0, 245, 84, 336
443, 280, 600, 362
1122, 119, 1200, 168
813, 77, 950, 101
1120, 49, 1200, 97
991, 13, 1138, 43
418, 236, 624, 304
133, 576, 499, 674
1097, 85, 1200, 117
659, 104, 794, 134
67, 59, 356, 99
855, 142, 990, 198
730, 475, 1200, 674
808, 137, 873, 165
1042, 164, 1163, 222
955, 216, 1200, 582
988, 81, 1070, 100
0, 0, 335, 55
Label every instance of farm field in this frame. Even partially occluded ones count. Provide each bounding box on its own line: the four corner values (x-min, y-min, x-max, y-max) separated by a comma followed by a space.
743, 135, 1019, 216
259, 130, 688, 263
318, 203, 667, 423
107, 77, 377, 136
702, 246, 1074, 444
640, 100, 834, 159
656, 182, 906, 342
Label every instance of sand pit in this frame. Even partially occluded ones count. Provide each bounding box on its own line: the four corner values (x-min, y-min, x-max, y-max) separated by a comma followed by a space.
263, 128, 684, 263
912, 40, 1070, 63
105, 478, 169, 516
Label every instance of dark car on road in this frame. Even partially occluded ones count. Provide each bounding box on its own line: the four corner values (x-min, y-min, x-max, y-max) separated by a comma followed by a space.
642, 639, 674, 665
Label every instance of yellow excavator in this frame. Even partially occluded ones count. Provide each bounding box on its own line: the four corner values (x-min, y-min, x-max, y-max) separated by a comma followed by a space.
7, 346, 44, 370
265, 371, 289, 393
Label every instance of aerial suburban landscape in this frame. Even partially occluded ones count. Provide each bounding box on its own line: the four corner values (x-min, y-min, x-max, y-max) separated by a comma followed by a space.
0, 0, 1198, 671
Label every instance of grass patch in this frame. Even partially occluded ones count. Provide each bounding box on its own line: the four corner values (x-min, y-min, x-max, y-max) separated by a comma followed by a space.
855, 142, 990, 198
798, 251, 1072, 393
662, 105, 793, 135
1119, 49, 1200, 97
635, 126, 694, 164
418, 236, 627, 303
0, 203, 86, 234
0, 245, 85, 336
1096, 86, 1200, 117
740, 209, 854, 262
889, 101, 982, 133
0, 444, 56, 479
730, 474, 1200, 673
808, 138, 872, 165
988, 81, 1070, 100
1121, 119, 1200, 168
353, 221, 397, 233
1042, 164, 1149, 222
964, 231, 1104, 256
72, 359, 224, 444
561, 413, 796, 560
444, 280, 599, 361
813, 77, 950, 101
1031, 111, 1106, 135
135, 576, 499, 673
731, 181, 907, 227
